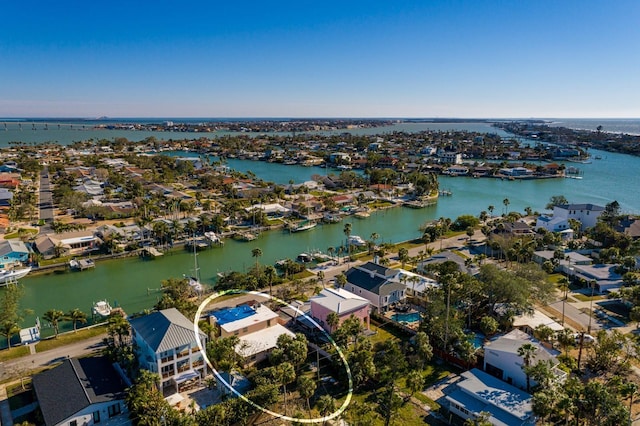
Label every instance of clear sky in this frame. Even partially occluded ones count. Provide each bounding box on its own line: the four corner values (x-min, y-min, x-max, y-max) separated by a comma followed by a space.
1, 0, 639, 118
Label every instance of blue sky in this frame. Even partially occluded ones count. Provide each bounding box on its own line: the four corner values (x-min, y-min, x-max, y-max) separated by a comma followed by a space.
1, 0, 639, 118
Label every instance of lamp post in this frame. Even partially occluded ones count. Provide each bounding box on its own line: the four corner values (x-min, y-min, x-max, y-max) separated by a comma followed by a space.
588, 280, 596, 334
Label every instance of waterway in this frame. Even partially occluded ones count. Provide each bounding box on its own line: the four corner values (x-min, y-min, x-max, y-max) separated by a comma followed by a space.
4, 123, 640, 342
0, 121, 513, 146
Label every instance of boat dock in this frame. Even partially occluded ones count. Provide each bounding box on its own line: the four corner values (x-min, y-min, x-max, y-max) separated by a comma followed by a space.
139, 247, 164, 257
69, 258, 95, 271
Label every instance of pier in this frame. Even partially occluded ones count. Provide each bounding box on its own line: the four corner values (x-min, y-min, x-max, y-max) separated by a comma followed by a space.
139, 247, 164, 258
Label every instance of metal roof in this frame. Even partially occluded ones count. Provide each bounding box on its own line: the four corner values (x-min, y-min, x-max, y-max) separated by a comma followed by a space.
129, 308, 205, 353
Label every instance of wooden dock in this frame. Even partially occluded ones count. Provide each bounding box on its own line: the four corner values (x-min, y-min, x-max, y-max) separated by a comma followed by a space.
139, 247, 164, 257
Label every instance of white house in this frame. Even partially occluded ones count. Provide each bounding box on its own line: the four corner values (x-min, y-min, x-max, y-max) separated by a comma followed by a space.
129, 308, 208, 394
437, 150, 462, 164
390, 268, 439, 299
483, 329, 565, 391
445, 368, 535, 426
536, 203, 604, 232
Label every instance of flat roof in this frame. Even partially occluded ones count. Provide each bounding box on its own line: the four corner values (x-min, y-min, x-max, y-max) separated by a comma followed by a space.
310, 288, 369, 314
512, 309, 564, 332
236, 324, 295, 357
211, 304, 257, 326
454, 368, 533, 421
218, 304, 279, 333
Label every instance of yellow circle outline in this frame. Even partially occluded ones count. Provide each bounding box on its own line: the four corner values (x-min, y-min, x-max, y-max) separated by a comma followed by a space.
193, 289, 353, 423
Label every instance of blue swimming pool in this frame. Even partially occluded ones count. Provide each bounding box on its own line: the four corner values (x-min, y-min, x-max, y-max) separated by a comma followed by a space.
392, 312, 421, 323
211, 304, 256, 325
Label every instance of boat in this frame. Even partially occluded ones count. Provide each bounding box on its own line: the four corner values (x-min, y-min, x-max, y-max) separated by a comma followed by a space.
204, 231, 223, 245
290, 220, 317, 232
323, 213, 342, 223
0, 266, 32, 285
92, 300, 112, 317
347, 235, 367, 247
185, 235, 204, 293
296, 253, 313, 263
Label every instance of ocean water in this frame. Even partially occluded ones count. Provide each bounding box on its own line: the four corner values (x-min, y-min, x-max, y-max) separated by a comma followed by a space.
547, 118, 640, 135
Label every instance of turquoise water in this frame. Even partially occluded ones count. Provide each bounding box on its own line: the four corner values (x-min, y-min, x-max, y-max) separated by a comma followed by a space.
4, 122, 640, 343
471, 333, 485, 349
391, 312, 421, 323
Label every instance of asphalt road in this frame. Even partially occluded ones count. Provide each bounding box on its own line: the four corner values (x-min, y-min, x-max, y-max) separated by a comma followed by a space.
38, 166, 54, 228
0, 333, 107, 382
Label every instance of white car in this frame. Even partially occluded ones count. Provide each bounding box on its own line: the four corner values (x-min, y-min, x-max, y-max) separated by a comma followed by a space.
574, 333, 596, 344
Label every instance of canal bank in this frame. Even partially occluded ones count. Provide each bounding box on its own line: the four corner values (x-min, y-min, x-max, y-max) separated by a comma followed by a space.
5, 125, 640, 342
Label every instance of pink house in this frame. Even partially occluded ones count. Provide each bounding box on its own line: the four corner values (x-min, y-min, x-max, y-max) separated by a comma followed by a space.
310, 288, 370, 333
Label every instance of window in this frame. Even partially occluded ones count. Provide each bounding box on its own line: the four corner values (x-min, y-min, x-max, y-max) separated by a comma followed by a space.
93, 411, 101, 424
70, 421, 77, 426
108, 403, 121, 418
242, 327, 248, 333
267, 319, 271, 327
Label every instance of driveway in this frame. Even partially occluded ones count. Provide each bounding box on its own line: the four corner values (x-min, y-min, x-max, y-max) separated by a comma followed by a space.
38, 166, 54, 230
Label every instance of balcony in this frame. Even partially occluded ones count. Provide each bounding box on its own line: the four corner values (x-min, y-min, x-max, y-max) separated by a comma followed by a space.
160, 355, 175, 364
176, 350, 190, 359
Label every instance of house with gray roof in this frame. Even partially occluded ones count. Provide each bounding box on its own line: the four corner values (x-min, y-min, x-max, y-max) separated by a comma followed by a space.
32, 356, 129, 426
344, 261, 406, 313
417, 250, 477, 276
445, 368, 535, 426
129, 308, 207, 395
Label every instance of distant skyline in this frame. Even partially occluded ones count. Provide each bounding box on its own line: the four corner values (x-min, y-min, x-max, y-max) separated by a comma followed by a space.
1, 1, 639, 118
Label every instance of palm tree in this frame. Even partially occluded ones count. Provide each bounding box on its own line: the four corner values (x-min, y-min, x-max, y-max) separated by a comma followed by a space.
317, 395, 337, 425
336, 273, 347, 289
317, 270, 325, 288
66, 308, 87, 333
488, 205, 495, 217
276, 362, 296, 416
297, 375, 317, 417
264, 265, 277, 297
517, 343, 537, 392
44, 309, 65, 338
327, 246, 335, 264
0, 321, 20, 348
398, 247, 409, 269
251, 247, 263, 273
326, 312, 340, 333
503, 198, 510, 215
343, 222, 352, 256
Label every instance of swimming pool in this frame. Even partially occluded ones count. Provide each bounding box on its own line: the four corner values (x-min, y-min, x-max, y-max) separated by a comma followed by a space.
391, 312, 420, 323
211, 304, 256, 325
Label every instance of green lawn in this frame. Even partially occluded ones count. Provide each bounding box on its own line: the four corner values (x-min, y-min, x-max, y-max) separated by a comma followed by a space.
572, 293, 605, 302
0, 345, 30, 362
35, 325, 107, 353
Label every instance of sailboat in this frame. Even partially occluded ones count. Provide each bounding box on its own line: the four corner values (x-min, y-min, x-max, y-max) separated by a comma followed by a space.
184, 234, 204, 294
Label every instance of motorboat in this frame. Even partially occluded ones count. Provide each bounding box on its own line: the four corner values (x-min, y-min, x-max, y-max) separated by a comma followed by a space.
347, 235, 367, 247
0, 266, 32, 285
92, 300, 112, 317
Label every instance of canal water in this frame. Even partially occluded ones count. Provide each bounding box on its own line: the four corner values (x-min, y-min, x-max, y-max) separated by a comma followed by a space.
3, 122, 640, 341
